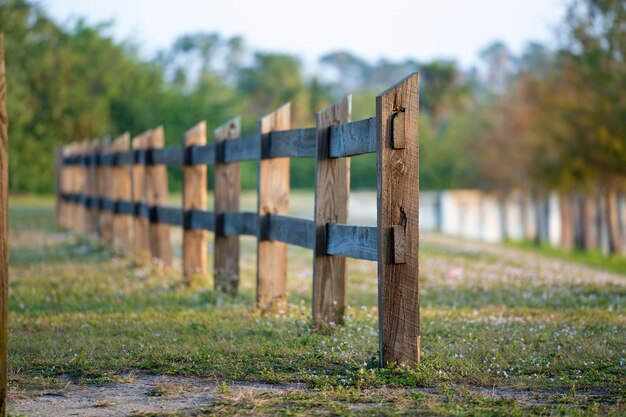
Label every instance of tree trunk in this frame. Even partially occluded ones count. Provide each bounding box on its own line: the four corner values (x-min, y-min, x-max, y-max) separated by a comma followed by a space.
573, 194, 585, 250
605, 185, 621, 255
533, 192, 544, 247
559, 193, 573, 251
583, 194, 598, 251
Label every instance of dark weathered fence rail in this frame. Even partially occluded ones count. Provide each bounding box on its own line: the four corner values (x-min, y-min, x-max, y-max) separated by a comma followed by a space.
56, 73, 420, 366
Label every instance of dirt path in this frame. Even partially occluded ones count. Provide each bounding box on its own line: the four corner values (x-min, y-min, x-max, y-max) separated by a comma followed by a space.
9, 375, 297, 416
9, 373, 613, 416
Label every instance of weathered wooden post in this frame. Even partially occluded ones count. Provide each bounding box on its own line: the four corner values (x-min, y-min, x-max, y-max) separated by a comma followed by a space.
377, 72, 420, 365
132, 131, 151, 264
111, 133, 131, 252
86, 139, 100, 234
61, 144, 73, 230
257, 104, 290, 312
96, 138, 111, 243
214, 117, 240, 295
183, 122, 208, 284
55, 147, 63, 225
312, 96, 351, 327
146, 126, 172, 267
77, 140, 89, 234
0, 32, 8, 417
98, 138, 113, 245
67, 143, 79, 232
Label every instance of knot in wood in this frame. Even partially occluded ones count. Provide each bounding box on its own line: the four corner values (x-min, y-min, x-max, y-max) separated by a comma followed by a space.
394, 159, 406, 175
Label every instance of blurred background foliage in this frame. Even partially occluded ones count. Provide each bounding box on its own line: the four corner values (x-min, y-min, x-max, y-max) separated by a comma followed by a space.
0, 0, 624, 197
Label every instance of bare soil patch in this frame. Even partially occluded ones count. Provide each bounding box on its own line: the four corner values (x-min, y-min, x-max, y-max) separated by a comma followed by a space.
8, 374, 613, 416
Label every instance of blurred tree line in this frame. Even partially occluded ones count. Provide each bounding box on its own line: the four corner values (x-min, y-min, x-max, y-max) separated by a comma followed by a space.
477, 0, 626, 253
0, 0, 473, 192
1, 0, 624, 252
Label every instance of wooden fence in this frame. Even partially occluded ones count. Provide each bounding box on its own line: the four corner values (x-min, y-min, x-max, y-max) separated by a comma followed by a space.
56, 73, 420, 366
0, 32, 9, 417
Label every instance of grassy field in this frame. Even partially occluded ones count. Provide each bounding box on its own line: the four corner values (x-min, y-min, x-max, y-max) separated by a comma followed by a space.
6, 195, 626, 416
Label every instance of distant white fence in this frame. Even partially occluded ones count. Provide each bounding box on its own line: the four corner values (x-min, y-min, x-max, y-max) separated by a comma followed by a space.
420, 190, 625, 252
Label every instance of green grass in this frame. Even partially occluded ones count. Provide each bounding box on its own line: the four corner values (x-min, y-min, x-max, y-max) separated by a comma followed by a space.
7, 195, 626, 416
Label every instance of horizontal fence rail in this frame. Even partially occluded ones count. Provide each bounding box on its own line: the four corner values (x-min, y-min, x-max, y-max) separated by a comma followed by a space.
56, 73, 420, 367
62, 117, 378, 168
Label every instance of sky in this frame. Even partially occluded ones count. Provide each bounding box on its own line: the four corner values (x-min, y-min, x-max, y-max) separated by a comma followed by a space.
43, 0, 568, 70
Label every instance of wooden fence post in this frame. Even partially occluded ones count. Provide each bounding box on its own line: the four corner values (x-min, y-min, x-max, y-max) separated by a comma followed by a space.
86, 139, 100, 235
377, 72, 420, 366
257, 104, 290, 312
58, 146, 69, 228
183, 122, 208, 284
71, 142, 79, 232
72, 142, 82, 233
214, 117, 240, 295
67, 143, 77, 232
59, 146, 69, 228
146, 126, 172, 268
96, 139, 109, 243
313, 96, 351, 327
98, 139, 113, 245
77, 140, 88, 234
55, 147, 63, 225
0, 32, 8, 417
112, 133, 131, 252
63, 143, 76, 231
132, 131, 151, 264
95, 139, 105, 240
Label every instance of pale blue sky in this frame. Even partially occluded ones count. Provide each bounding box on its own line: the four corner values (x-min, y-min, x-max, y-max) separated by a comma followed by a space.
43, 0, 567, 69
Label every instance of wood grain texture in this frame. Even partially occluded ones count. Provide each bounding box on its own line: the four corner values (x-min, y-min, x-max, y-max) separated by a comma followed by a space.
183, 122, 208, 283
329, 117, 376, 157
146, 126, 172, 268
55, 147, 63, 225
68, 143, 80, 232
257, 103, 290, 312
0, 33, 8, 417
223, 134, 259, 162
313, 96, 351, 327
111, 133, 131, 252
73, 143, 83, 233
269, 128, 316, 158
326, 224, 377, 261
214, 117, 241, 295
98, 139, 113, 245
86, 139, 100, 234
62, 145, 73, 229
376, 72, 420, 366
393, 225, 406, 264
268, 214, 315, 249
77, 140, 89, 234
132, 131, 151, 265
94, 139, 108, 242
392, 111, 406, 149
70, 145, 80, 229
59, 146, 68, 228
